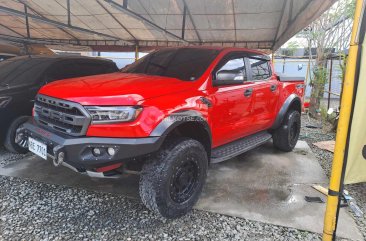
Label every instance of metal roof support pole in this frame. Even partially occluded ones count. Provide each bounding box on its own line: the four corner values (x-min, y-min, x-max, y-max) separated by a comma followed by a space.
327, 58, 333, 111
181, 0, 201, 43
96, 0, 137, 41
23, 4, 30, 39
0, 23, 25, 37
0, 6, 132, 44
105, 0, 189, 43
181, 4, 187, 39
135, 44, 139, 61
272, 0, 288, 50
123, 0, 128, 8
67, 0, 71, 26
22, 3, 80, 44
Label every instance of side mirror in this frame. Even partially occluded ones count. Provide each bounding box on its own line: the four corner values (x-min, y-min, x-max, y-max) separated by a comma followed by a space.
213, 70, 244, 86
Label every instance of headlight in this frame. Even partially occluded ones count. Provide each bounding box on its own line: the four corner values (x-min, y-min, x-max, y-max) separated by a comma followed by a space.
0, 96, 12, 108
85, 106, 142, 124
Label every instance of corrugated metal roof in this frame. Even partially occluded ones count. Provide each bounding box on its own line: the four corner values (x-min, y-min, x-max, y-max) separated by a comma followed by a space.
0, 0, 337, 51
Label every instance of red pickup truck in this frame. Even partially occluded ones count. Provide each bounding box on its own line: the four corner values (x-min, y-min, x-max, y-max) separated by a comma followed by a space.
20, 47, 304, 218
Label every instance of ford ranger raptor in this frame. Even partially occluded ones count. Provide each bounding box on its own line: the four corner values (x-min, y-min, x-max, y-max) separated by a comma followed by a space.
20, 47, 304, 218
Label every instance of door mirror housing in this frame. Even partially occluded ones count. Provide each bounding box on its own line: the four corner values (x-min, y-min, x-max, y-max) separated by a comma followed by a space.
213, 70, 244, 86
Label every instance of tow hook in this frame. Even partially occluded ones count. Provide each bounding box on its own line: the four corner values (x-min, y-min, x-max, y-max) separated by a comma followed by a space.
53, 151, 65, 167
52, 145, 65, 167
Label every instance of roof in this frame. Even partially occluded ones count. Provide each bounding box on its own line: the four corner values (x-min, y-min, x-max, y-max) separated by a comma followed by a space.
0, 0, 337, 51
3, 54, 114, 63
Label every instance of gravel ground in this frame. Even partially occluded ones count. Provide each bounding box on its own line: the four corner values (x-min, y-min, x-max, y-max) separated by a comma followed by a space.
0, 115, 364, 240
0, 176, 323, 241
0, 146, 27, 168
300, 114, 366, 240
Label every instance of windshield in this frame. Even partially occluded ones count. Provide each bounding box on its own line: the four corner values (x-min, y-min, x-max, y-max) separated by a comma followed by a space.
121, 48, 219, 81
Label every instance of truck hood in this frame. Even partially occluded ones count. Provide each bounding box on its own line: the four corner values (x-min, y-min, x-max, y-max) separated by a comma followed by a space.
39, 73, 194, 105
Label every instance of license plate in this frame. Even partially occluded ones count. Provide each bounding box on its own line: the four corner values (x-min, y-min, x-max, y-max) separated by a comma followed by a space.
28, 137, 47, 160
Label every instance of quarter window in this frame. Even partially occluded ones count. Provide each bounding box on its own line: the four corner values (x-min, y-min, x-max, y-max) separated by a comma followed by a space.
248, 57, 271, 80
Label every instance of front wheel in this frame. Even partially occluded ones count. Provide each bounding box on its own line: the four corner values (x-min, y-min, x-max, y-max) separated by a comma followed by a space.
4, 116, 30, 154
139, 138, 208, 218
272, 110, 301, 152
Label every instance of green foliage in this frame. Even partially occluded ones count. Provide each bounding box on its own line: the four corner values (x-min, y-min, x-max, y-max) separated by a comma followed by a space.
338, 53, 347, 82
320, 104, 328, 121
345, 0, 356, 18
286, 41, 300, 56
311, 66, 328, 87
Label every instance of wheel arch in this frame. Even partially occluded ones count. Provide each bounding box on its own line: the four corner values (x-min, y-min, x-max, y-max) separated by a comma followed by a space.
150, 110, 212, 159
271, 94, 302, 129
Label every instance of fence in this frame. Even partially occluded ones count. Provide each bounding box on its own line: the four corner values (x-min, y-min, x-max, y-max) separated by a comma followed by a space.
274, 58, 343, 110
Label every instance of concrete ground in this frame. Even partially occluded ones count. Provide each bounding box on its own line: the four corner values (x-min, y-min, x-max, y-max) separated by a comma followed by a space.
0, 141, 362, 240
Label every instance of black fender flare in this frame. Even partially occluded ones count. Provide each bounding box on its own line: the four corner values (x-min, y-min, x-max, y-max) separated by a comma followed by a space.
271, 94, 301, 129
150, 110, 212, 149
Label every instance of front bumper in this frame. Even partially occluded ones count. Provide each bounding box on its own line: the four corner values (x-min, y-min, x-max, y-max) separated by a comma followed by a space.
22, 120, 163, 172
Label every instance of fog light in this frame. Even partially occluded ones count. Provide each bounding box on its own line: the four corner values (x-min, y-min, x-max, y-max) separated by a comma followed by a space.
107, 147, 116, 156
93, 148, 101, 156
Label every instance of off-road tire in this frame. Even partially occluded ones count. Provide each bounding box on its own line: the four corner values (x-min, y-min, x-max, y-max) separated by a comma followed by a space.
272, 110, 301, 152
4, 116, 29, 154
139, 138, 208, 218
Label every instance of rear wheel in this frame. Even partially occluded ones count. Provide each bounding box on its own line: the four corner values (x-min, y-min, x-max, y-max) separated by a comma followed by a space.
4, 116, 29, 154
272, 110, 301, 152
139, 138, 208, 218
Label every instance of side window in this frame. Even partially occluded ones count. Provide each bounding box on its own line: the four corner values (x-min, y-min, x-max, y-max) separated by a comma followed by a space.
216, 57, 247, 81
248, 57, 271, 80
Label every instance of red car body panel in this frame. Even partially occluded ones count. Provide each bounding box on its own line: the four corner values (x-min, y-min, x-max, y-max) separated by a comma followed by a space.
37, 47, 304, 148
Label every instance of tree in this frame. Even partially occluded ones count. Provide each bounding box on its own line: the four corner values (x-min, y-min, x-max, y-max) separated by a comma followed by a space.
303, 0, 355, 117
286, 41, 300, 56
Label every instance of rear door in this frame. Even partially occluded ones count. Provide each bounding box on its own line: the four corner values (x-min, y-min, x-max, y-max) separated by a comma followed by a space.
246, 55, 279, 131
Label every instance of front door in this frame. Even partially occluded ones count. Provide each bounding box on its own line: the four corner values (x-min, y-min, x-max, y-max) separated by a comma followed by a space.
210, 54, 255, 147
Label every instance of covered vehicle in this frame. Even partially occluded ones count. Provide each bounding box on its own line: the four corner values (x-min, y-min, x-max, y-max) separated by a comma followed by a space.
0, 55, 118, 153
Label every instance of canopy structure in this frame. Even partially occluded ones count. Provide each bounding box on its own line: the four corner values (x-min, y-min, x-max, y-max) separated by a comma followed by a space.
0, 0, 337, 51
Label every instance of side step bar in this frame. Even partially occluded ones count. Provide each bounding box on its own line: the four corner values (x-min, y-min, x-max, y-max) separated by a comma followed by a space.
211, 131, 272, 163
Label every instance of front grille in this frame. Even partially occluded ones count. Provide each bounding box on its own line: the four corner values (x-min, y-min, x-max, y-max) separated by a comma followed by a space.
34, 95, 91, 136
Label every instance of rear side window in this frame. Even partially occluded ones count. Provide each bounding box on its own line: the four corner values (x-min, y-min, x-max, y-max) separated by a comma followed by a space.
248, 57, 271, 80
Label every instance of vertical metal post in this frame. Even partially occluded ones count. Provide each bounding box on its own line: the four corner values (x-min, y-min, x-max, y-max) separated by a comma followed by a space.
67, 0, 71, 25
24, 4, 30, 38
181, 5, 187, 39
322, 0, 364, 240
123, 0, 128, 8
327, 58, 333, 111
135, 44, 139, 61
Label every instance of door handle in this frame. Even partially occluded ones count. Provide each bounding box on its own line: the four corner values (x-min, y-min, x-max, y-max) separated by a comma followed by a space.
244, 88, 253, 97
270, 84, 277, 92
